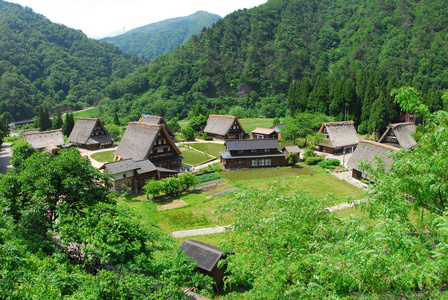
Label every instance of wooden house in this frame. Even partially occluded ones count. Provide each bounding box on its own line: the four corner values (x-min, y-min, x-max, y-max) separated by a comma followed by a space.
68, 118, 114, 149
347, 140, 399, 181
203, 114, 248, 140
179, 240, 228, 287
138, 114, 175, 140
251, 127, 278, 139
282, 145, 301, 159
220, 139, 286, 169
23, 129, 65, 153
317, 121, 359, 154
114, 122, 182, 170
378, 122, 417, 149
101, 158, 178, 193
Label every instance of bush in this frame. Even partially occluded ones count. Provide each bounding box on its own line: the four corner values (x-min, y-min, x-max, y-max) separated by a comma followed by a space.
318, 159, 340, 168
305, 156, 324, 165
204, 136, 213, 141
286, 153, 299, 166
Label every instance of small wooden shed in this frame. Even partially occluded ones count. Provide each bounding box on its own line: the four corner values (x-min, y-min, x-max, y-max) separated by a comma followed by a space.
179, 240, 227, 287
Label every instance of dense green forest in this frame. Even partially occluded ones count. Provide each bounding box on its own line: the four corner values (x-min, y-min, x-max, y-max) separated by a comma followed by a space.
0, 0, 146, 121
102, 0, 448, 131
102, 11, 221, 61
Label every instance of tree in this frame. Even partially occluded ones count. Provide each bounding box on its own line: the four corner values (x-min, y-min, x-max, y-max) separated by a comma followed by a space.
62, 112, 75, 136
188, 114, 207, 133
183, 125, 195, 141
10, 140, 36, 171
113, 112, 121, 125
36, 106, 51, 131
105, 124, 121, 141
167, 117, 181, 133
52, 111, 63, 129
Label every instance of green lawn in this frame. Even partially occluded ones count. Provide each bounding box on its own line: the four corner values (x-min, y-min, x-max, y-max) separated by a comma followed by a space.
90, 150, 115, 162
238, 118, 276, 132
181, 149, 215, 165
185, 142, 226, 158
118, 166, 363, 241
220, 165, 315, 181
73, 107, 100, 118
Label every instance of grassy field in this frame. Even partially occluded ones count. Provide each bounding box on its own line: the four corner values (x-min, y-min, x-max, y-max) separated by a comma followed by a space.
186, 143, 226, 158
118, 166, 364, 246
220, 165, 315, 181
181, 149, 215, 165
72, 107, 100, 118
178, 118, 278, 132
90, 150, 115, 162
238, 118, 276, 132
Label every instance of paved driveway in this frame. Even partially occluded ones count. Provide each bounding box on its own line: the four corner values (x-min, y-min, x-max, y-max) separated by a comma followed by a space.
0, 142, 12, 174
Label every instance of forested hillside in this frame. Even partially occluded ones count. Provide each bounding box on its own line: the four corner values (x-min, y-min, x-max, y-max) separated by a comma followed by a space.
104, 0, 448, 131
0, 0, 146, 121
102, 11, 221, 60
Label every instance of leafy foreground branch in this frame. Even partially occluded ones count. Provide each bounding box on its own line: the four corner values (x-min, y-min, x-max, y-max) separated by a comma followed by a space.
0, 148, 212, 299
218, 187, 446, 299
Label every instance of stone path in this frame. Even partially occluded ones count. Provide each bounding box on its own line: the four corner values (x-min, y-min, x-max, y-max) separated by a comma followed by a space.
172, 226, 230, 238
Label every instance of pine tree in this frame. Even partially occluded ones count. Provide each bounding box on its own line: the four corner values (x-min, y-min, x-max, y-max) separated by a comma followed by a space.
62, 112, 75, 136
113, 112, 121, 125
52, 112, 63, 129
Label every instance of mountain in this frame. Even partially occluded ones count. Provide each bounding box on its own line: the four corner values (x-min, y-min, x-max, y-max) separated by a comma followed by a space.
103, 0, 448, 129
0, 0, 146, 121
102, 11, 221, 60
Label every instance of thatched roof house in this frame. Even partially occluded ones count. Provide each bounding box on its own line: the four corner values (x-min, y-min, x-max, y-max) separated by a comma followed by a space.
347, 140, 399, 181
179, 240, 227, 286
220, 138, 285, 169
203, 114, 248, 140
68, 118, 113, 149
317, 121, 359, 154
251, 127, 278, 139
378, 122, 417, 149
23, 129, 65, 153
114, 122, 182, 170
138, 115, 175, 139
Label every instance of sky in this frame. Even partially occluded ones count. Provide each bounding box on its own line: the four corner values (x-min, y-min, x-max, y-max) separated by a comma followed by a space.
8, 0, 268, 39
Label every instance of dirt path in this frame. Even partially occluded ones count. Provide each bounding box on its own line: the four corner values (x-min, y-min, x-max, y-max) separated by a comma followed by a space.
0, 142, 12, 174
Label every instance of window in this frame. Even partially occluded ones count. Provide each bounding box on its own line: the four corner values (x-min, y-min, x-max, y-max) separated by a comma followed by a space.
252, 158, 271, 167
237, 150, 244, 154
251, 149, 257, 153
123, 174, 127, 178
157, 148, 164, 153
264, 149, 271, 153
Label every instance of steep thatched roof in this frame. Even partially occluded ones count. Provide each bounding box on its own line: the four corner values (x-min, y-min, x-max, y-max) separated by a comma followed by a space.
318, 121, 359, 148
203, 114, 244, 136
225, 138, 280, 151
347, 140, 399, 171
179, 240, 223, 272
114, 123, 181, 161
138, 115, 175, 136
68, 118, 113, 145
378, 122, 417, 149
23, 129, 65, 150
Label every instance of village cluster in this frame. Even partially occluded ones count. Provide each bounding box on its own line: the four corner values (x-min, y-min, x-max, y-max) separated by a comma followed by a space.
21, 114, 417, 193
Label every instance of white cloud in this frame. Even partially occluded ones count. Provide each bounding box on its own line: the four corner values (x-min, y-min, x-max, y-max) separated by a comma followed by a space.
8, 0, 268, 38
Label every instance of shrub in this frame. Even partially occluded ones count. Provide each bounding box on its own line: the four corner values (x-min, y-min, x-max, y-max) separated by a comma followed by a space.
286, 153, 299, 166
305, 156, 324, 165
318, 159, 340, 168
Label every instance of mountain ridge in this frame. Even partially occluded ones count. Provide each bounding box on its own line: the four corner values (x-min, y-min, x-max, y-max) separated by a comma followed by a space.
102, 11, 221, 60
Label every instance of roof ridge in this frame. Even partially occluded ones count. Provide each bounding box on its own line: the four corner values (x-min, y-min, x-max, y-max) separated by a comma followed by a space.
209, 114, 237, 119
23, 129, 63, 136
360, 139, 400, 151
